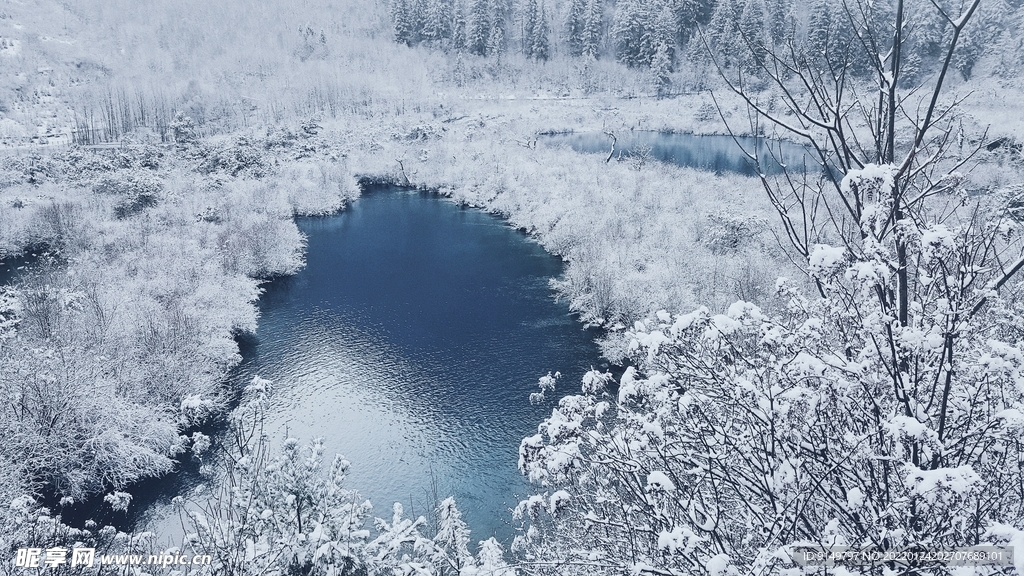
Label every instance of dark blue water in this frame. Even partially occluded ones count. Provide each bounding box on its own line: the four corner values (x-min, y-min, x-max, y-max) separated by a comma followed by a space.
540, 131, 816, 176
0, 253, 38, 286
222, 186, 601, 542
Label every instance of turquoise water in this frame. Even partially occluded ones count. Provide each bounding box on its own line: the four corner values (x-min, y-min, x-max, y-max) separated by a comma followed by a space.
221, 185, 603, 542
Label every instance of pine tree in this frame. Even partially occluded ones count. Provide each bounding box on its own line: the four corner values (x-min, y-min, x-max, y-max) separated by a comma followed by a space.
705, 0, 741, 65
523, 0, 539, 56
651, 40, 672, 96
532, 1, 551, 59
666, 0, 696, 42
765, 0, 791, 45
654, 4, 676, 53
693, 0, 715, 23
468, 0, 491, 54
409, 0, 428, 42
431, 498, 474, 571
581, 0, 603, 58
739, 0, 767, 68
612, 0, 652, 67
565, 0, 587, 55
422, 0, 454, 44
452, 0, 468, 50
490, 0, 512, 53
805, 0, 831, 63
392, 0, 414, 45
487, 22, 506, 56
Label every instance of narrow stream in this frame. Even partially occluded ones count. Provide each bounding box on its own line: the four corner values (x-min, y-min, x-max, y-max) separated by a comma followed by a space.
540, 130, 815, 175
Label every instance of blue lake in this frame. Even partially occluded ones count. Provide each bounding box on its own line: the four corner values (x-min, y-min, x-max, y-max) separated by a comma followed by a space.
217, 185, 602, 542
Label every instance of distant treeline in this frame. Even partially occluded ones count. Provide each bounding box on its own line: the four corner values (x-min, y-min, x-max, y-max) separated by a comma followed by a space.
389, 0, 1009, 82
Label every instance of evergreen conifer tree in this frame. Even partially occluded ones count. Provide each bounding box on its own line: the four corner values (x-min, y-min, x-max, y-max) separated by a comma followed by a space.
805, 0, 832, 61
532, 1, 551, 59
487, 22, 506, 55
422, 0, 454, 44
565, 0, 587, 55
468, 0, 491, 54
392, 0, 414, 44
612, 0, 652, 67
765, 0, 791, 45
739, 0, 767, 68
523, 0, 539, 55
581, 0, 603, 58
651, 40, 672, 95
706, 0, 741, 66
409, 0, 428, 42
654, 4, 676, 54
452, 0, 468, 50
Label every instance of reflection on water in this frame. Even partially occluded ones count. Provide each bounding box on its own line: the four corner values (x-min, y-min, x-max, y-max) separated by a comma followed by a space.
540, 131, 816, 176
147, 186, 603, 543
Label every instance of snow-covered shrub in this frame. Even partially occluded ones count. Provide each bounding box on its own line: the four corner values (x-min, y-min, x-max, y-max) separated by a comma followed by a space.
217, 209, 306, 278
92, 169, 164, 219
198, 135, 271, 178
276, 160, 359, 216
0, 288, 18, 339
696, 212, 764, 253
171, 112, 200, 147
516, 292, 1024, 574
0, 494, 166, 576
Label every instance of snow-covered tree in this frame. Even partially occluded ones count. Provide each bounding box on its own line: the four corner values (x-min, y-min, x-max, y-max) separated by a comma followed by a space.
468, 0, 492, 55
651, 40, 672, 96
392, 0, 417, 45
703, 0, 741, 66
580, 0, 603, 58
522, 0, 540, 56
765, 0, 791, 45
612, 0, 673, 68
531, 1, 551, 60
422, 0, 454, 45
611, 0, 650, 67
452, 0, 468, 51
805, 0, 832, 60
564, 0, 587, 55
486, 22, 506, 56
738, 0, 767, 68
801, 0, 857, 72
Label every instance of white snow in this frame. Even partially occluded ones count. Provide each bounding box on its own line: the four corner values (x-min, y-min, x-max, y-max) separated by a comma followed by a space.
645, 471, 675, 492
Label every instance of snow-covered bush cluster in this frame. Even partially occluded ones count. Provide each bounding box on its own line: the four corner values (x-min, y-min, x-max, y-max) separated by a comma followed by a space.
515, 284, 1024, 574
0, 494, 164, 576
0, 128, 357, 529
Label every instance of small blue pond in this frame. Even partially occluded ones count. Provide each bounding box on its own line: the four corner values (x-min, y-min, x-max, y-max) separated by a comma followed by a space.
216, 185, 602, 542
